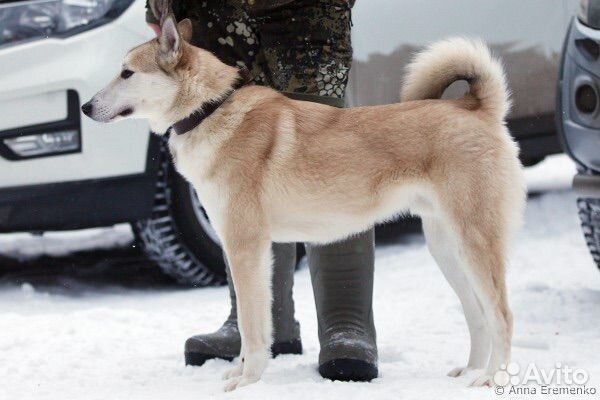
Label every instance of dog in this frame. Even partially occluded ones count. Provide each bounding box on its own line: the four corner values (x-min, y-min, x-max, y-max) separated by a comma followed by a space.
82, 15, 525, 391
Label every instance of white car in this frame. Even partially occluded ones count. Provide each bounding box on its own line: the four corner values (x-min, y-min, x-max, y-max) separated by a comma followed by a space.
0, 0, 574, 286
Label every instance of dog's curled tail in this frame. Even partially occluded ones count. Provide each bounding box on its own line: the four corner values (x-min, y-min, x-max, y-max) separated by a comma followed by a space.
401, 37, 510, 122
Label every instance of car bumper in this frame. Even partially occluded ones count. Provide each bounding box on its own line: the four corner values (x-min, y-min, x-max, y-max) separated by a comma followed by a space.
0, 135, 160, 232
574, 173, 600, 197
0, 0, 153, 188
558, 18, 600, 173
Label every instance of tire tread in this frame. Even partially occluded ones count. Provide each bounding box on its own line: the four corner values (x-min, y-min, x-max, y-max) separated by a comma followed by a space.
577, 169, 600, 272
133, 137, 226, 287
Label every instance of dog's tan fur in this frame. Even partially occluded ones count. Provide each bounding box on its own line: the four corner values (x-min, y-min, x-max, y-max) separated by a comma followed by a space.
86, 17, 525, 391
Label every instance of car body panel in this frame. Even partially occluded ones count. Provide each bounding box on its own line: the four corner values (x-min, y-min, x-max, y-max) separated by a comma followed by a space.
558, 18, 600, 174
349, 0, 576, 123
0, 90, 67, 132
0, 0, 152, 188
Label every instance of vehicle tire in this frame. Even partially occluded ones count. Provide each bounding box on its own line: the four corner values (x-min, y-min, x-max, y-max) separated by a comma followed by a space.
576, 169, 600, 272
132, 137, 227, 287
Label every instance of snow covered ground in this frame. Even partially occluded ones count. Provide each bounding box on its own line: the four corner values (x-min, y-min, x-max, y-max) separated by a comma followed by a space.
1, 155, 599, 400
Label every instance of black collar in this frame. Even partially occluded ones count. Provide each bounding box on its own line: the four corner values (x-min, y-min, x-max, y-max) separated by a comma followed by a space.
171, 68, 251, 135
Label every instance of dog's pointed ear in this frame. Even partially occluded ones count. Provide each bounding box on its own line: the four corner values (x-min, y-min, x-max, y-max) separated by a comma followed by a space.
178, 18, 193, 43
157, 15, 182, 69
150, 0, 173, 24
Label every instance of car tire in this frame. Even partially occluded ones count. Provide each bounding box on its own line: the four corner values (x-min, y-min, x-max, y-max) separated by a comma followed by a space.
576, 169, 600, 272
132, 137, 227, 286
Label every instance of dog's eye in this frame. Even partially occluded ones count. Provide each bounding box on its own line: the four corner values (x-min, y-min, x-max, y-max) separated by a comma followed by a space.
121, 69, 134, 79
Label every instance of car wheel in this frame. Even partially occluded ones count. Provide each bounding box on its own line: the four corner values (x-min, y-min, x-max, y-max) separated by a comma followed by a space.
132, 137, 226, 286
577, 169, 600, 272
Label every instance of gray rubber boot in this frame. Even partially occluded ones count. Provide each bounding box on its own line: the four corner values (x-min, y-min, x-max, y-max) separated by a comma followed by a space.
185, 242, 302, 366
306, 228, 378, 381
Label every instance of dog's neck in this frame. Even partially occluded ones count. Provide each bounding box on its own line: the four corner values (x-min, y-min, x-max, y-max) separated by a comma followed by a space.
170, 68, 251, 135
149, 52, 244, 134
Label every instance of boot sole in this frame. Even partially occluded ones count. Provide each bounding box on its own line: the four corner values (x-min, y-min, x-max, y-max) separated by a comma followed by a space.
185, 339, 303, 367
185, 352, 234, 366
271, 338, 303, 357
319, 358, 378, 382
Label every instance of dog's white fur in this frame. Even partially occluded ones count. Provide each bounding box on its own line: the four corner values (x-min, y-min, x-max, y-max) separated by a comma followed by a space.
86, 17, 525, 391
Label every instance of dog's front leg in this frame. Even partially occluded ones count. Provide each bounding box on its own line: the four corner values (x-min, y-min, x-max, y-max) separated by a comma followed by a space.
220, 228, 273, 392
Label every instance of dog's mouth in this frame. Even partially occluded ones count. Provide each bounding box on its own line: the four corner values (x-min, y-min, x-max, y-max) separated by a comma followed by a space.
105, 107, 134, 121
118, 108, 133, 117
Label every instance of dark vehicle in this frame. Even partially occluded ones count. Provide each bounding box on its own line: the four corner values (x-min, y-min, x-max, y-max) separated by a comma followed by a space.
557, 0, 600, 272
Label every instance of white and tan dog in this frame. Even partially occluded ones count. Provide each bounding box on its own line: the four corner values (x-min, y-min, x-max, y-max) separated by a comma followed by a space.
84, 16, 525, 391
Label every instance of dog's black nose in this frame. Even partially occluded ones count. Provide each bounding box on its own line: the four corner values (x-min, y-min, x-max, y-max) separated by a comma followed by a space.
81, 102, 93, 116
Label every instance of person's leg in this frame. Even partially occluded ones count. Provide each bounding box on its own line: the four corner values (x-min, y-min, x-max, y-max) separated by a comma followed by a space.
255, 0, 378, 381
306, 231, 377, 381
167, 0, 302, 366
185, 243, 301, 365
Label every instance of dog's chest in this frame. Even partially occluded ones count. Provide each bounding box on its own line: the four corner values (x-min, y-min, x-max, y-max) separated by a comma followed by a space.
168, 133, 213, 180
168, 134, 226, 228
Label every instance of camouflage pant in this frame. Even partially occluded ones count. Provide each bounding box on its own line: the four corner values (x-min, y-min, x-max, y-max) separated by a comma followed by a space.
146, 0, 352, 102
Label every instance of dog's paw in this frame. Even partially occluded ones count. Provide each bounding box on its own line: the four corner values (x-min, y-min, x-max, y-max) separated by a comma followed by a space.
447, 366, 472, 377
222, 363, 243, 380
223, 376, 242, 392
470, 375, 494, 387
222, 350, 267, 391
223, 376, 259, 392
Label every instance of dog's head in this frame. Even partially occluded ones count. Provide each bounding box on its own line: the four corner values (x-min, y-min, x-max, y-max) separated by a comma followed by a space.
81, 15, 238, 133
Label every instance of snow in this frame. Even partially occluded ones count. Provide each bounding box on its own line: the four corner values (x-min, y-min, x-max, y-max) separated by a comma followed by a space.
0, 224, 132, 261
1, 155, 599, 400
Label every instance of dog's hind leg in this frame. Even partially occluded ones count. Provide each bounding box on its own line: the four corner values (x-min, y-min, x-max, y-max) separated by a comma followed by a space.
422, 217, 491, 377
449, 218, 513, 387
219, 214, 273, 392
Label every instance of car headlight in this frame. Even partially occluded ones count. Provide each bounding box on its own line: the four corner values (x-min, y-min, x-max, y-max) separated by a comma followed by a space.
0, 0, 134, 48
579, 0, 600, 28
